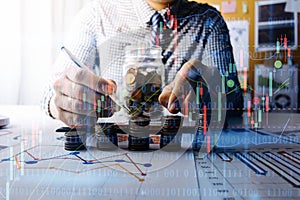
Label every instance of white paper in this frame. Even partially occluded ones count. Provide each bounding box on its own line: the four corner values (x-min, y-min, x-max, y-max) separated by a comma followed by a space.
222, 0, 237, 13
285, 0, 300, 12
227, 20, 249, 71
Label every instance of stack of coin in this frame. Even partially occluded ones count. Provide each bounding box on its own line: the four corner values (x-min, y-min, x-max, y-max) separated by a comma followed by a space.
95, 123, 119, 151
149, 134, 161, 150
117, 132, 129, 149
128, 117, 151, 151
64, 130, 86, 151
160, 116, 182, 151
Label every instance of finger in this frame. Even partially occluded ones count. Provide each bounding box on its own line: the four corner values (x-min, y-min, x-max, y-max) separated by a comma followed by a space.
167, 91, 179, 112
54, 93, 97, 117
166, 78, 185, 114
56, 107, 97, 127
54, 78, 115, 118
65, 67, 117, 95
167, 96, 181, 114
54, 76, 111, 106
158, 84, 173, 108
158, 84, 180, 114
183, 90, 193, 106
53, 76, 64, 92
168, 59, 200, 109
54, 89, 115, 118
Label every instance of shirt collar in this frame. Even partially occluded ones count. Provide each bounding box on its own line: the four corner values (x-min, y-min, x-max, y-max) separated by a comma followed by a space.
132, 0, 176, 28
132, 0, 155, 27
158, 8, 170, 28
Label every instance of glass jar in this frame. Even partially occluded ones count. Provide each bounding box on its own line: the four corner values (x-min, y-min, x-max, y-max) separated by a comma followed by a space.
120, 45, 165, 122
111, 45, 165, 150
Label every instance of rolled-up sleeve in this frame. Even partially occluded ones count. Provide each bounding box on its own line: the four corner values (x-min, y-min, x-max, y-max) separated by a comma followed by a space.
41, 1, 99, 117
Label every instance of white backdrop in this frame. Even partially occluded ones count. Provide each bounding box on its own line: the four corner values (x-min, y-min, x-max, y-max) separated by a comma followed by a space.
0, 0, 89, 105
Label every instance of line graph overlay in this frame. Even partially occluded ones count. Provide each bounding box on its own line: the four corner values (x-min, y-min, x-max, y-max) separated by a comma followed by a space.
0, 143, 200, 199
1, 145, 152, 182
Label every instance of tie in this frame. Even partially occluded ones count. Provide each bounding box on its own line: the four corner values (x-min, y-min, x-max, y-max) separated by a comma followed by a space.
149, 12, 163, 45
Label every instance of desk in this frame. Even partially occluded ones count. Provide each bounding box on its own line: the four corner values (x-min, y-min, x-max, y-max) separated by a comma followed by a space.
0, 106, 199, 200
1, 106, 300, 199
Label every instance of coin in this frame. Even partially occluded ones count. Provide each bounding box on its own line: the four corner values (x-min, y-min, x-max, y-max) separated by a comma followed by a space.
131, 89, 143, 101
125, 72, 136, 85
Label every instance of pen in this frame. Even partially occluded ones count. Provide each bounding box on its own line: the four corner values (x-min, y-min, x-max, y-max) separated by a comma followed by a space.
61, 47, 87, 69
61, 46, 130, 114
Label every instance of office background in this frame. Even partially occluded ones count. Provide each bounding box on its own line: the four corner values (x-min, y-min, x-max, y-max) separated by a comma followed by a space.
0, 0, 299, 111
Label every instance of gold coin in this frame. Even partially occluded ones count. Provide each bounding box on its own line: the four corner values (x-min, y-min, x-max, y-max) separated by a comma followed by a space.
131, 89, 142, 101
125, 72, 136, 85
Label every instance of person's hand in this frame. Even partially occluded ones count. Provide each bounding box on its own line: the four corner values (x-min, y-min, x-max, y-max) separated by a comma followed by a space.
49, 66, 117, 127
159, 59, 200, 114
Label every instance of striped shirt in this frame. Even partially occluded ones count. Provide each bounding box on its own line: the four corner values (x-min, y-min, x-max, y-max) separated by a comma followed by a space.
41, 0, 243, 117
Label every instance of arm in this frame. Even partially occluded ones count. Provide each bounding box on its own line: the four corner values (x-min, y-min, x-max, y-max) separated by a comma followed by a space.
41, 1, 116, 126
201, 14, 244, 116
159, 11, 243, 116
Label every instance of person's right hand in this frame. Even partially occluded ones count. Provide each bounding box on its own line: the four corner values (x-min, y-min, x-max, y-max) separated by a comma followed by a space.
49, 66, 117, 127
159, 59, 200, 114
